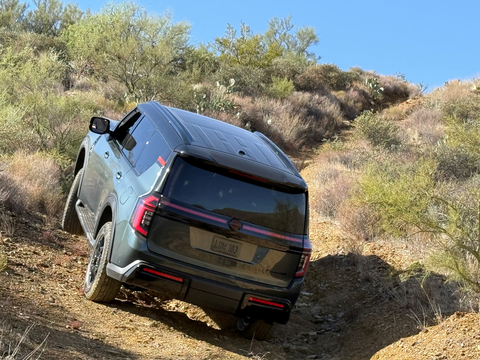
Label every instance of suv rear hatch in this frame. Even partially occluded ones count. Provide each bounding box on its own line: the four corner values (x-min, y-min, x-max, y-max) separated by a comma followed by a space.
144, 156, 308, 288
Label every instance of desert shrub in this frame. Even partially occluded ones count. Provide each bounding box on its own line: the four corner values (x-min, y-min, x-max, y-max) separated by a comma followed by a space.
377, 75, 422, 104
220, 96, 289, 149
337, 88, 371, 120
267, 53, 310, 81
355, 158, 436, 237
363, 78, 384, 101
287, 91, 345, 138
430, 80, 472, 103
267, 77, 295, 99
193, 79, 237, 113
401, 107, 443, 145
1, 151, 64, 218
0, 44, 105, 160
0, 95, 31, 154
442, 94, 480, 123
276, 92, 345, 147
421, 177, 480, 292
435, 144, 480, 181
313, 167, 355, 219
431, 105, 480, 181
22, 92, 100, 159
337, 201, 381, 241
1, 47, 66, 99
222, 92, 346, 151
64, 2, 190, 102
294, 63, 359, 92
212, 64, 268, 97
354, 110, 402, 148
267, 113, 315, 150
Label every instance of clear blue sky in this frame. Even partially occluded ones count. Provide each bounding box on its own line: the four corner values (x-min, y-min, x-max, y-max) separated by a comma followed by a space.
39, 0, 480, 90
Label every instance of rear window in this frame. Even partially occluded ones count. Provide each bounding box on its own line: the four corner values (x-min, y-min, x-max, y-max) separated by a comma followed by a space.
163, 157, 306, 235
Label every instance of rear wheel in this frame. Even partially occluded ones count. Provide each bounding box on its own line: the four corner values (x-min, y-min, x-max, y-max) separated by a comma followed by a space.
62, 169, 84, 235
237, 316, 274, 341
84, 222, 121, 302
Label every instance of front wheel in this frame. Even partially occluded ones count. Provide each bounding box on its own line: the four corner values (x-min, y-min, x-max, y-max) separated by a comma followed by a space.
62, 169, 84, 235
237, 317, 274, 341
84, 222, 121, 302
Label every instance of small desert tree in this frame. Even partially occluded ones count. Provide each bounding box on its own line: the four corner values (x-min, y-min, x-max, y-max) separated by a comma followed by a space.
63, 1, 191, 102
24, 0, 83, 36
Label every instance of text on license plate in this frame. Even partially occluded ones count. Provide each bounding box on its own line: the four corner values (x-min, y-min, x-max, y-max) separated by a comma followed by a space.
210, 236, 242, 258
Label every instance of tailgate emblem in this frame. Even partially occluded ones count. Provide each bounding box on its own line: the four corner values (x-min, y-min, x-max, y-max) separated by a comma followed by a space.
228, 219, 242, 231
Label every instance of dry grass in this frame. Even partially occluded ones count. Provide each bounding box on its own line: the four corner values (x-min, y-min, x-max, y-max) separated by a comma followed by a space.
0, 323, 48, 360
231, 92, 346, 150
377, 75, 422, 102
1, 151, 64, 218
429, 79, 473, 104
313, 166, 355, 219
400, 107, 443, 145
0, 250, 6, 272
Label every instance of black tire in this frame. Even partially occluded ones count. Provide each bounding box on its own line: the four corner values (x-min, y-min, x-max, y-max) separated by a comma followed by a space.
62, 169, 84, 235
84, 222, 121, 302
237, 317, 274, 341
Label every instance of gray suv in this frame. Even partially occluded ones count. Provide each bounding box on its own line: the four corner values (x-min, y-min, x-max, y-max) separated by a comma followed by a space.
62, 101, 311, 339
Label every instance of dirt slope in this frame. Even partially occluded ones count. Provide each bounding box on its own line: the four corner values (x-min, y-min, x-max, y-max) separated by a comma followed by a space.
0, 157, 473, 360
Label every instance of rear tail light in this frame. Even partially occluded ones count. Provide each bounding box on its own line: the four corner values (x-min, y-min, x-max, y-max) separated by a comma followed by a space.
248, 297, 285, 309
295, 237, 312, 278
130, 194, 160, 237
141, 267, 184, 283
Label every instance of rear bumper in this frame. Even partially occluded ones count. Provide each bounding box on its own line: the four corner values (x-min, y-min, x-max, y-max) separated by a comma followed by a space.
106, 260, 302, 324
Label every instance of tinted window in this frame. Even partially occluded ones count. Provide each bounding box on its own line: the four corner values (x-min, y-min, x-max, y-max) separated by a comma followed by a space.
114, 109, 142, 144
122, 116, 155, 167
163, 157, 306, 234
135, 130, 171, 174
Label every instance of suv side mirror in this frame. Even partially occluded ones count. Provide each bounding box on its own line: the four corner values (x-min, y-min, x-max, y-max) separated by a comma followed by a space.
89, 117, 110, 134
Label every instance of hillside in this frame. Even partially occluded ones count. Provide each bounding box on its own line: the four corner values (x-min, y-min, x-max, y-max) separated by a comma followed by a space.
2, 1, 480, 359
1, 130, 478, 359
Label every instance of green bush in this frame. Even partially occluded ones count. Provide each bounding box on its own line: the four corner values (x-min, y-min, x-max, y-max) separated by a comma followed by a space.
212, 64, 268, 97
355, 158, 436, 237
354, 110, 402, 148
267, 53, 309, 81
63, 2, 191, 102
268, 77, 295, 99
422, 177, 480, 292
442, 95, 480, 123
193, 79, 237, 114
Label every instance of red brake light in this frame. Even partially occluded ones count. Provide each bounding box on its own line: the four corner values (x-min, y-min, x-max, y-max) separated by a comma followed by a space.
228, 170, 267, 183
142, 267, 184, 283
295, 237, 312, 278
130, 194, 160, 236
248, 297, 285, 309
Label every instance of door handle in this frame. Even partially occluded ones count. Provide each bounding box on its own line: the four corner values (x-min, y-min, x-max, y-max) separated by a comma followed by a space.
116, 171, 122, 179
104, 151, 109, 159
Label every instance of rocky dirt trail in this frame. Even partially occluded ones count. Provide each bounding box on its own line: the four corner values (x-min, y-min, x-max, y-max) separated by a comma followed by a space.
0, 155, 476, 359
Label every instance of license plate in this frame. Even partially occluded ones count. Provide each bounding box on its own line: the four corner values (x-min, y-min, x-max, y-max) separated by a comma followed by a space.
210, 236, 242, 258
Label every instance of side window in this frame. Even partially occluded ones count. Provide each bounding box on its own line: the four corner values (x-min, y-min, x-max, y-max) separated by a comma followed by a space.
135, 130, 171, 174
122, 116, 156, 167
113, 109, 142, 144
